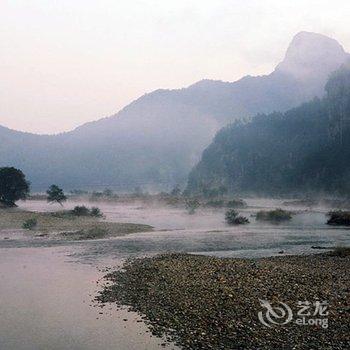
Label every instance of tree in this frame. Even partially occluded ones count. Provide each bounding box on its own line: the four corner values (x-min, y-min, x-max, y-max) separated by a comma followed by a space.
170, 184, 181, 197
0, 167, 30, 207
47, 185, 67, 206
325, 66, 350, 145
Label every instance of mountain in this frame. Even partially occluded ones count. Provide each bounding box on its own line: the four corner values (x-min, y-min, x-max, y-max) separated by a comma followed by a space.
1, 32, 349, 191
186, 65, 350, 196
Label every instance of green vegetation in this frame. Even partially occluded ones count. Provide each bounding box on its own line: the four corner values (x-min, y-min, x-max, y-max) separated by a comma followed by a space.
75, 205, 102, 217
185, 199, 200, 214
71, 205, 90, 216
22, 218, 37, 230
47, 185, 67, 206
0, 167, 30, 207
256, 208, 292, 222
71, 205, 103, 217
51, 206, 103, 219
90, 207, 103, 217
0, 208, 152, 239
187, 66, 350, 196
225, 209, 249, 225
326, 210, 350, 226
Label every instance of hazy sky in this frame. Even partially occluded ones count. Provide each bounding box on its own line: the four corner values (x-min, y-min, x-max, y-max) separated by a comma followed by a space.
1, 0, 350, 134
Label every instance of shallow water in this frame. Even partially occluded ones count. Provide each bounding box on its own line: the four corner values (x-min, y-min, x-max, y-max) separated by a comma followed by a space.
0, 247, 177, 350
0, 199, 349, 349
13, 198, 350, 259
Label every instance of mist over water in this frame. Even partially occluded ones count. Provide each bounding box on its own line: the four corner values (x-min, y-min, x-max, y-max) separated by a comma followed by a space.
12, 198, 350, 259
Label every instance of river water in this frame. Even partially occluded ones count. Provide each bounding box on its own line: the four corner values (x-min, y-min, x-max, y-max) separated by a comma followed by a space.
0, 199, 349, 349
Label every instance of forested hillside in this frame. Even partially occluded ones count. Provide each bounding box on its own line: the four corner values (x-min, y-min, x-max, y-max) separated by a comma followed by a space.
187, 66, 350, 196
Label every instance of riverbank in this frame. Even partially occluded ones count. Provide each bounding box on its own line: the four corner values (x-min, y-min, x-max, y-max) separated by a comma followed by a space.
0, 207, 153, 240
97, 251, 350, 350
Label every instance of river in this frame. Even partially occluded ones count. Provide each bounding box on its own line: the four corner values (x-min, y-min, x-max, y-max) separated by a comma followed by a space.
0, 198, 349, 349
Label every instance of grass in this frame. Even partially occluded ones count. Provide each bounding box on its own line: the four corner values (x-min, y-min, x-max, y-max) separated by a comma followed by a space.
60, 227, 109, 240
0, 207, 153, 239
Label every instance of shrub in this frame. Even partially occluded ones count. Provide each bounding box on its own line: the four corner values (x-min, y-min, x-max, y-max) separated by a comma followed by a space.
256, 209, 292, 222
225, 209, 249, 225
226, 199, 247, 208
53, 206, 104, 218
326, 210, 350, 226
22, 218, 37, 230
90, 207, 103, 217
71, 205, 90, 216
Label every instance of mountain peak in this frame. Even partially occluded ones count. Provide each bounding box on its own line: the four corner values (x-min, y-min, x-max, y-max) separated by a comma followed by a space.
275, 31, 349, 81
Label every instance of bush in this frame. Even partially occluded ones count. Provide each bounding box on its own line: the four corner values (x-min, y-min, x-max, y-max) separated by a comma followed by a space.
90, 207, 103, 217
256, 209, 292, 222
226, 199, 247, 208
326, 210, 350, 226
72, 206, 103, 217
53, 206, 104, 218
71, 205, 90, 216
22, 218, 37, 230
225, 209, 249, 225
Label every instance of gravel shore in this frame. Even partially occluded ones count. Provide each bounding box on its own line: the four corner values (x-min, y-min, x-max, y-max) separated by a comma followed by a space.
97, 252, 350, 350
